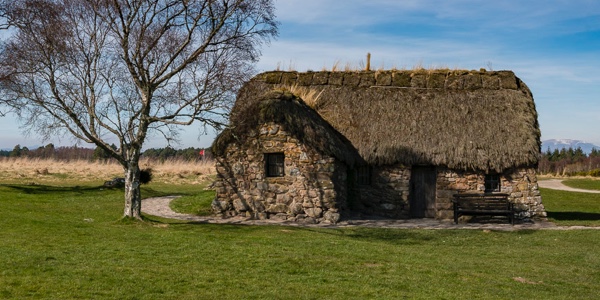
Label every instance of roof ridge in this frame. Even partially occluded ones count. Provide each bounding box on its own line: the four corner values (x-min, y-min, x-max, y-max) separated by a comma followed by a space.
255, 70, 522, 91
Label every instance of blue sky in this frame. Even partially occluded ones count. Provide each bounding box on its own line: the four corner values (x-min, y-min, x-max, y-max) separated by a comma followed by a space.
1, 0, 599, 150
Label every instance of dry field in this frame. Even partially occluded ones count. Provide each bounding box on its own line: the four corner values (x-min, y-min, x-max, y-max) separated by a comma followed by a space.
0, 157, 216, 185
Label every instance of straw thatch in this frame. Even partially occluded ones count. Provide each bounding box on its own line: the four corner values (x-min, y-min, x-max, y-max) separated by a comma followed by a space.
212, 90, 361, 166
218, 70, 541, 172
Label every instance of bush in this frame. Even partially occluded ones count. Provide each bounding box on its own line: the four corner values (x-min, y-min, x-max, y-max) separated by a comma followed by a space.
140, 168, 153, 184
589, 169, 600, 177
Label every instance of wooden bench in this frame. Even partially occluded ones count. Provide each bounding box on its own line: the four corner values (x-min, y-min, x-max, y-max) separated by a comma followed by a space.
452, 193, 514, 224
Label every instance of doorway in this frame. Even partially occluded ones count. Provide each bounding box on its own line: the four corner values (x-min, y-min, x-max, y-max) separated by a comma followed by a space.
409, 166, 437, 218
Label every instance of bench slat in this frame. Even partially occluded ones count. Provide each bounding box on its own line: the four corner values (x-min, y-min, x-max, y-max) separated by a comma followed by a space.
453, 193, 514, 225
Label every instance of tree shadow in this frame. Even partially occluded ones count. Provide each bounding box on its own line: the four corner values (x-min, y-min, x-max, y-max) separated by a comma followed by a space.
1, 183, 105, 194
291, 226, 447, 245
546, 211, 600, 221
1, 183, 190, 199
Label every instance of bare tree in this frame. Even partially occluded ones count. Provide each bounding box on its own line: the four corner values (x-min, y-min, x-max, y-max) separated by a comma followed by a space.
0, 0, 277, 219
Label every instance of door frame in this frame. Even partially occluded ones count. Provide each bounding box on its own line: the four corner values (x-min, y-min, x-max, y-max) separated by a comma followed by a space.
409, 165, 437, 218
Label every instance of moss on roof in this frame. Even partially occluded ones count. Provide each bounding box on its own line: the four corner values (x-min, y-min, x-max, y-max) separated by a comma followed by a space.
217, 70, 541, 172
212, 90, 362, 166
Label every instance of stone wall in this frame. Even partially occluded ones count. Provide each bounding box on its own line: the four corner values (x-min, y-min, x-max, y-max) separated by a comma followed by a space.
213, 122, 347, 224
436, 167, 546, 220
350, 164, 411, 218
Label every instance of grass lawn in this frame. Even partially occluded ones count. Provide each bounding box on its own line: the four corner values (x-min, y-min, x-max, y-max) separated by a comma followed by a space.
562, 178, 600, 191
1, 180, 599, 299
541, 181, 600, 226
169, 180, 215, 216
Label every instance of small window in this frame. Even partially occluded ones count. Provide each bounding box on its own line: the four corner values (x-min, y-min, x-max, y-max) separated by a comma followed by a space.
265, 153, 285, 177
485, 174, 501, 193
356, 166, 371, 185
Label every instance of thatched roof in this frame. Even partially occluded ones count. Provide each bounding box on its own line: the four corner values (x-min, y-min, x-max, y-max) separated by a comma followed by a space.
212, 90, 362, 166
219, 69, 541, 172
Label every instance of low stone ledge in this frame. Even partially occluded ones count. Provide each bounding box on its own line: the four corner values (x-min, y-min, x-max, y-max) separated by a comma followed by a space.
255, 70, 520, 91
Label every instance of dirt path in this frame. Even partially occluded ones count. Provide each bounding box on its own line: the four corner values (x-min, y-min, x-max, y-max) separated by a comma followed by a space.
141, 196, 600, 231
538, 179, 600, 193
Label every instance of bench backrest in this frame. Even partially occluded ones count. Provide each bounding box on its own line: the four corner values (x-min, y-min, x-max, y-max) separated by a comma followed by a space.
453, 194, 511, 210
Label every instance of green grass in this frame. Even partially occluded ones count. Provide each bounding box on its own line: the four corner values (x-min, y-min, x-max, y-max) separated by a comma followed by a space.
168, 180, 215, 216
1, 181, 600, 299
169, 189, 215, 216
562, 178, 600, 191
541, 178, 600, 226
540, 187, 600, 226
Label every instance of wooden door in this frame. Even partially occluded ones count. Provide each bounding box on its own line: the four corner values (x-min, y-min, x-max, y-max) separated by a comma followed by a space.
409, 166, 437, 218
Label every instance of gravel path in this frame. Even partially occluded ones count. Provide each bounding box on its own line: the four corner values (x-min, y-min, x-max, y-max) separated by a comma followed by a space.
538, 179, 600, 193
141, 196, 600, 231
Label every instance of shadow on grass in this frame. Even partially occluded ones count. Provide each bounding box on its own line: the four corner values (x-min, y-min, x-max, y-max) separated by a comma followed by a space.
141, 214, 435, 242
1, 183, 106, 194
546, 211, 600, 221
0, 183, 184, 199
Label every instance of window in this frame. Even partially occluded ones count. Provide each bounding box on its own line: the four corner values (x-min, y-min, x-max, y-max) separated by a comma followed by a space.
484, 174, 501, 193
356, 166, 371, 185
265, 153, 284, 177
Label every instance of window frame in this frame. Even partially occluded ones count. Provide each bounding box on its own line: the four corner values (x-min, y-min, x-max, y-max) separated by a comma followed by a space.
356, 165, 371, 186
265, 152, 285, 177
484, 174, 501, 193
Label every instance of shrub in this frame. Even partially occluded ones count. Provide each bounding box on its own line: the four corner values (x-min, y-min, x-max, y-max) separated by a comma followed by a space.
589, 169, 600, 177
140, 168, 153, 184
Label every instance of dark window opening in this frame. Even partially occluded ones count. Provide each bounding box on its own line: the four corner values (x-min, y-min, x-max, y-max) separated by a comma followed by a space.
356, 166, 371, 185
265, 153, 285, 177
485, 174, 501, 193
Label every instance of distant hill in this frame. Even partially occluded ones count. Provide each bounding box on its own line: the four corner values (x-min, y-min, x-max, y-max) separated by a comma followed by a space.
542, 139, 600, 154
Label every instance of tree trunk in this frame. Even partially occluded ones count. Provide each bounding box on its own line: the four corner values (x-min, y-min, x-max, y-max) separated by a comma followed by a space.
123, 162, 142, 219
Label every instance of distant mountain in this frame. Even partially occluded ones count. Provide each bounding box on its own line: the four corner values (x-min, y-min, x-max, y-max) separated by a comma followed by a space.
542, 139, 600, 154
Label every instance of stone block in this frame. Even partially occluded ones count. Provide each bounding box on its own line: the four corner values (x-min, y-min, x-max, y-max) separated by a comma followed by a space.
463, 74, 482, 89
328, 72, 344, 85
289, 202, 304, 215
312, 72, 330, 85
517, 182, 529, 191
437, 210, 453, 219
381, 203, 395, 210
445, 73, 464, 89
452, 183, 470, 190
297, 72, 314, 86
375, 71, 392, 85
300, 217, 316, 224
302, 198, 314, 208
233, 199, 249, 212
258, 212, 268, 220
323, 211, 341, 223
272, 213, 289, 220
410, 74, 427, 88
308, 190, 319, 198
267, 203, 288, 214
359, 72, 376, 87
482, 75, 500, 89
280, 72, 298, 85
498, 71, 518, 89
264, 72, 282, 84
305, 207, 323, 218
427, 72, 446, 89
343, 73, 360, 86
251, 200, 265, 211
392, 72, 411, 87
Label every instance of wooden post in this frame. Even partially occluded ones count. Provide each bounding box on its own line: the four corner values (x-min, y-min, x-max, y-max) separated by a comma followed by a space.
366, 52, 371, 71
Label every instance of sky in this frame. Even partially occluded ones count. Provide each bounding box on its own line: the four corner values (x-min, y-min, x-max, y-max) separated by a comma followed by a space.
1, 0, 599, 150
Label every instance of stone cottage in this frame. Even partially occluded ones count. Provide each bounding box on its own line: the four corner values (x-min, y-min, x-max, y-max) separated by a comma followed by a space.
211, 69, 545, 223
